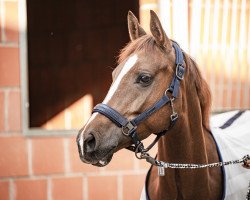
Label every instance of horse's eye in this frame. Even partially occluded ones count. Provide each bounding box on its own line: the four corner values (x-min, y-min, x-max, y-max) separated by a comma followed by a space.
136, 74, 153, 87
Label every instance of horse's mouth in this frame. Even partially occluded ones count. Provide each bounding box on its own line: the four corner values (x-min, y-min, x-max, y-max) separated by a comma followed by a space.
92, 141, 134, 167
92, 153, 114, 167
79, 147, 116, 167
91, 139, 134, 167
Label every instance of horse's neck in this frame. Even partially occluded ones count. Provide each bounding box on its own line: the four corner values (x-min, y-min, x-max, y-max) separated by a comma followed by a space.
158, 91, 213, 164
148, 77, 223, 199
157, 55, 219, 165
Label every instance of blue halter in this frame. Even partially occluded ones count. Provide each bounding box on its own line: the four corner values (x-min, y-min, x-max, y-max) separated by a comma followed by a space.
92, 42, 185, 158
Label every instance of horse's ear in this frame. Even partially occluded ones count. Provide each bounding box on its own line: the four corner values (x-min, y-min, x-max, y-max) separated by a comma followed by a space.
127, 11, 146, 41
150, 10, 172, 52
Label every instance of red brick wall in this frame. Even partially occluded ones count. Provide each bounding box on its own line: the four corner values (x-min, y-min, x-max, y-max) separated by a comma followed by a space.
0, 135, 151, 199
0, 0, 21, 132
0, 0, 152, 199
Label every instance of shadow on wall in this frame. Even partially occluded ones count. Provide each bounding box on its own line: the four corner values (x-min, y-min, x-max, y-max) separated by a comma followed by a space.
26, 0, 140, 129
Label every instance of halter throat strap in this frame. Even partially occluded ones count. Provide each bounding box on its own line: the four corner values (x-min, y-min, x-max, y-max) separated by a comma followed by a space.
92, 42, 185, 157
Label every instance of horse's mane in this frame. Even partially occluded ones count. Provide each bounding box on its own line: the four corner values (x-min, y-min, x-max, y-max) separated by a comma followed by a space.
186, 55, 212, 129
118, 35, 211, 129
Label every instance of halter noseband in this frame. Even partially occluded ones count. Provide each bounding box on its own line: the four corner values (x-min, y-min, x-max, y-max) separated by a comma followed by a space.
92, 42, 185, 159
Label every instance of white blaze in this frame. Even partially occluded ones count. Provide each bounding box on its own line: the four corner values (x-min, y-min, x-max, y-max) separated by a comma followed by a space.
79, 113, 97, 156
103, 54, 138, 104
79, 54, 138, 155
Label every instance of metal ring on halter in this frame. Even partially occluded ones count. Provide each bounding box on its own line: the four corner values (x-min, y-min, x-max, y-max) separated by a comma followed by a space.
135, 144, 148, 159
164, 88, 172, 97
122, 121, 137, 136
121, 127, 130, 136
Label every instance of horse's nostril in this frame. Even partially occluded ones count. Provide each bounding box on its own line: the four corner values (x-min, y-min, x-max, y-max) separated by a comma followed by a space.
84, 134, 96, 153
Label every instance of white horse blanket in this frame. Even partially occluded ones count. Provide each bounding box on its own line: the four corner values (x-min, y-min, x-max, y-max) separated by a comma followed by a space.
211, 110, 250, 199
140, 110, 250, 200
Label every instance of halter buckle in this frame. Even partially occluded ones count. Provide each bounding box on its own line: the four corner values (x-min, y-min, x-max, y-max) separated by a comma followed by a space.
176, 64, 185, 80
122, 121, 137, 136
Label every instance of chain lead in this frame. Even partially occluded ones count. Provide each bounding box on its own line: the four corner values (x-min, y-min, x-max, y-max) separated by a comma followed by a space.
141, 153, 250, 199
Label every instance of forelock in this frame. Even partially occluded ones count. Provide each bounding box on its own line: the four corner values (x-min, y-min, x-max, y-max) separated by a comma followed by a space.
118, 35, 158, 64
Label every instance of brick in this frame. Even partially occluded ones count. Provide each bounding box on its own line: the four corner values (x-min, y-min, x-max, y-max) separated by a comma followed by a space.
0, 91, 4, 131
0, 136, 28, 177
52, 177, 83, 200
0, 10, 2, 42
8, 90, 21, 131
0, 181, 9, 200
4, 2, 19, 43
32, 137, 64, 175
88, 176, 117, 200
105, 149, 134, 171
0, 48, 20, 86
15, 179, 47, 200
123, 175, 145, 200
68, 137, 99, 173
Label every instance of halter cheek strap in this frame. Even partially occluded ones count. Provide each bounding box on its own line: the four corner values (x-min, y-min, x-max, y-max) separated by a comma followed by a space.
92, 42, 185, 158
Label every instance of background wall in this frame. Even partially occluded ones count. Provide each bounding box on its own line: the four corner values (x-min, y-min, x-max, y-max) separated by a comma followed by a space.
27, 0, 139, 128
0, 0, 151, 199
0, 0, 249, 200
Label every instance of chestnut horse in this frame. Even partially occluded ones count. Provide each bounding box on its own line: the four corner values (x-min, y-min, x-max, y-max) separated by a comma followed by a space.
76, 10, 249, 199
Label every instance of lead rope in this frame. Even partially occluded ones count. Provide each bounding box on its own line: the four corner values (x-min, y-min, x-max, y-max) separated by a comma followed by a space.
139, 152, 250, 199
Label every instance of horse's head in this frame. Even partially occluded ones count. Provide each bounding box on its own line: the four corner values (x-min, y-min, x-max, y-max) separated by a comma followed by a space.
77, 10, 183, 166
